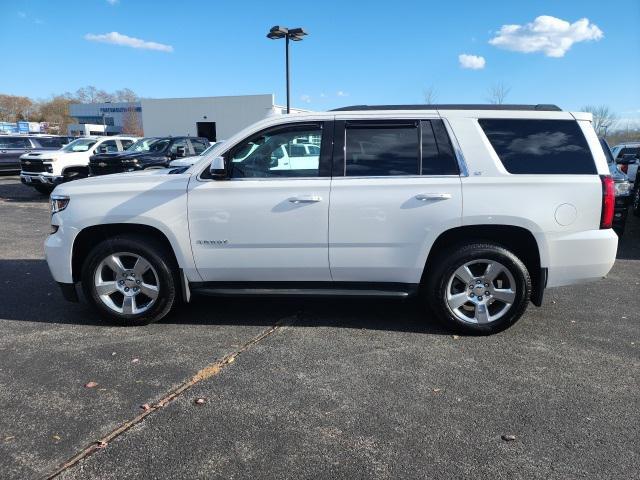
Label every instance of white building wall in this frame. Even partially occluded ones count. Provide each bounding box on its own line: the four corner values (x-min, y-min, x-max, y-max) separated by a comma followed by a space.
140, 94, 278, 139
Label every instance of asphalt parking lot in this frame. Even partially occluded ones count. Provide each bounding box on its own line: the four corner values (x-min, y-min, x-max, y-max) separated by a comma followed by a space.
0, 174, 638, 480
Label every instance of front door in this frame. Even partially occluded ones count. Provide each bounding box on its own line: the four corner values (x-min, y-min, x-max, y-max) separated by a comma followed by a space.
328, 119, 463, 284
188, 121, 333, 282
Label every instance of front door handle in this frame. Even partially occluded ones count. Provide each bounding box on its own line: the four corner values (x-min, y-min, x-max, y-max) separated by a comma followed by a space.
415, 193, 452, 201
289, 195, 322, 204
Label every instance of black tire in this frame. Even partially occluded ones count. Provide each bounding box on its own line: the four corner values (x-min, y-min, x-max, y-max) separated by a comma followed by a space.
424, 242, 531, 335
81, 235, 177, 326
632, 187, 640, 218
34, 184, 53, 195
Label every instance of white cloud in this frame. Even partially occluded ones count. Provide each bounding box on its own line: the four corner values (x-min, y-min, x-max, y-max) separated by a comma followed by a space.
337, 91, 348, 97
300, 94, 312, 103
106, 0, 119, 5
458, 54, 486, 69
489, 15, 603, 58
84, 32, 173, 52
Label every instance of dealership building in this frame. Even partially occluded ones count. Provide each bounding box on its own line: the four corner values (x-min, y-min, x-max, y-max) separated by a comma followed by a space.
68, 94, 307, 140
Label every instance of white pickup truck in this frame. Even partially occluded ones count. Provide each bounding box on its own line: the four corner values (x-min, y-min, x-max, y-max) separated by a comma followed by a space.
44, 105, 618, 334
20, 136, 138, 194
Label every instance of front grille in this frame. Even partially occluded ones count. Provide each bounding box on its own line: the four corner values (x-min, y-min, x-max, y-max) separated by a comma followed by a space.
21, 159, 46, 173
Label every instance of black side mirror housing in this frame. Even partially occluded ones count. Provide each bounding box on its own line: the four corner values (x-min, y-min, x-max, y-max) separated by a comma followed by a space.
209, 156, 227, 180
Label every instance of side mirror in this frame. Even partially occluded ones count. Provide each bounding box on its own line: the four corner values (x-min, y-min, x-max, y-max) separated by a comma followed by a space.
176, 146, 186, 157
209, 156, 227, 180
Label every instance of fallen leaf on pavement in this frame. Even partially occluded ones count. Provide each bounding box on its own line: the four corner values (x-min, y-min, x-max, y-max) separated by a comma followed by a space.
52, 435, 61, 441
96, 441, 108, 449
131, 358, 140, 364
194, 398, 207, 405
84, 381, 98, 388
432, 388, 442, 393
140, 403, 151, 411
452, 335, 460, 340
501, 434, 516, 441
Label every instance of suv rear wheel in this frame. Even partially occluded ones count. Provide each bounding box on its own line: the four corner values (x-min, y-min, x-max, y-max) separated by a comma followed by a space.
425, 243, 531, 334
81, 235, 177, 326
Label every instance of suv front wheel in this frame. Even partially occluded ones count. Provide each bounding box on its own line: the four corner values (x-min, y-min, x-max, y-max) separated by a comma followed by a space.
425, 243, 531, 334
81, 235, 177, 326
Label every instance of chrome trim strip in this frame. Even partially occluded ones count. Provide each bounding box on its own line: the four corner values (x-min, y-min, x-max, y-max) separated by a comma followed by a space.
442, 118, 469, 177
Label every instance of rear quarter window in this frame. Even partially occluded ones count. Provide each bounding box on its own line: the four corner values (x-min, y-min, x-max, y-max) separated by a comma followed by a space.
479, 119, 596, 174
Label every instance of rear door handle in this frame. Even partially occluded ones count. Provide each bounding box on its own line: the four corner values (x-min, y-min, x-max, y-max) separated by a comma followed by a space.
289, 195, 322, 204
415, 193, 452, 201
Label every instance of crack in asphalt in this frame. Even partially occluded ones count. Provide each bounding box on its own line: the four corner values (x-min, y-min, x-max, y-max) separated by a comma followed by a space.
44, 312, 300, 479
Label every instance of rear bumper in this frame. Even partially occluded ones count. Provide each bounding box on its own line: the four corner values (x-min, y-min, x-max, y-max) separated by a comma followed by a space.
20, 173, 63, 185
545, 229, 618, 288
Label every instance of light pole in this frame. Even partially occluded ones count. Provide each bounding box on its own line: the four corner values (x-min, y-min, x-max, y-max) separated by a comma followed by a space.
267, 26, 307, 114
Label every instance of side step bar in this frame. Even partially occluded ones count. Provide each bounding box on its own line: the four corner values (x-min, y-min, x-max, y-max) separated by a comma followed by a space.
190, 282, 419, 299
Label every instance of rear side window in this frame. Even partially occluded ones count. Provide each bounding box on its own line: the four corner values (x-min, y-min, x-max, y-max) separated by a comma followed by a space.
421, 120, 459, 175
33, 137, 63, 148
479, 119, 596, 174
345, 123, 418, 176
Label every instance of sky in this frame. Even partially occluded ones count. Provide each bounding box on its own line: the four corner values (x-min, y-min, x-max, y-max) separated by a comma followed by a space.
1, 0, 639, 125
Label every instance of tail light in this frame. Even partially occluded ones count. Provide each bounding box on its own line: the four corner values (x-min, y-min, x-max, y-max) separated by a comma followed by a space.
600, 175, 614, 229
620, 164, 628, 174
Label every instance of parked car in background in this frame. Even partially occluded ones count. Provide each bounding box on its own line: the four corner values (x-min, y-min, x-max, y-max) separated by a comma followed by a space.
612, 142, 639, 185
20, 136, 138, 194
89, 136, 209, 176
168, 141, 225, 168
46, 104, 618, 335
601, 138, 632, 235
0, 135, 69, 173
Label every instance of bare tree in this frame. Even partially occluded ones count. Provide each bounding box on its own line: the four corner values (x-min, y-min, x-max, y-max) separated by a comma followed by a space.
423, 86, 437, 105
486, 83, 511, 104
114, 88, 138, 103
38, 95, 78, 134
121, 107, 143, 136
581, 105, 617, 137
75, 86, 114, 103
0, 94, 35, 121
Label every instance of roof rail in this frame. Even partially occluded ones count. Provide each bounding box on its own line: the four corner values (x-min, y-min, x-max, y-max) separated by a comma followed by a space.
330, 104, 562, 112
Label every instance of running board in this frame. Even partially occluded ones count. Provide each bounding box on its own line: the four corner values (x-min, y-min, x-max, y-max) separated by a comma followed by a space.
190, 282, 418, 299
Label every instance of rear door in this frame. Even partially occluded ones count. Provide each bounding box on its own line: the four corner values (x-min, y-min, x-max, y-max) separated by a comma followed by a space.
328, 119, 463, 284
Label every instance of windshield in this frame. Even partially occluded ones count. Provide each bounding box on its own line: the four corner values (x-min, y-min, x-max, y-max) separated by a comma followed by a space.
62, 138, 98, 153
126, 138, 169, 153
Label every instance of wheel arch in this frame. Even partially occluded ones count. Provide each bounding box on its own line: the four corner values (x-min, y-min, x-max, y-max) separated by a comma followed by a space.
71, 223, 180, 283
423, 224, 545, 306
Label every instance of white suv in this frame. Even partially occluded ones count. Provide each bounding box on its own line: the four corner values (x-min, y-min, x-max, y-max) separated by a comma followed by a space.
44, 105, 618, 334
20, 135, 138, 194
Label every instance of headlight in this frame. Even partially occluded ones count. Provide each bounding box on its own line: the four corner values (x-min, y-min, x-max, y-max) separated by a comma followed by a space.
614, 181, 631, 196
50, 195, 70, 214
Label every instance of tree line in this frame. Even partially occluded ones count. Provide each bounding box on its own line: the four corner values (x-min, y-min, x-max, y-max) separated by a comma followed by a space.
0, 86, 140, 135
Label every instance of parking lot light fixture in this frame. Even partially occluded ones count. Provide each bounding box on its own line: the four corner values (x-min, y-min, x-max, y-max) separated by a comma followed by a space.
266, 25, 308, 114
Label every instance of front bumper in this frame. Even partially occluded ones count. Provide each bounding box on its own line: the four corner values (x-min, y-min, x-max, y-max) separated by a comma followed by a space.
20, 172, 64, 186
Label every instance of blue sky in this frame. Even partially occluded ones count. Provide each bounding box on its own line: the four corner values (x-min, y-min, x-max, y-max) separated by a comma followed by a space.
1, 0, 639, 124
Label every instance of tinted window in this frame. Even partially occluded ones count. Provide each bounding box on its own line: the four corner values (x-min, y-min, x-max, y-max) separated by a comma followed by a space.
0, 137, 30, 148
422, 120, 459, 175
479, 119, 596, 174
120, 139, 134, 150
620, 147, 640, 158
33, 137, 63, 148
229, 124, 322, 178
170, 139, 189, 154
98, 140, 118, 153
191, 139, 208, 154
345, 123, 419, 176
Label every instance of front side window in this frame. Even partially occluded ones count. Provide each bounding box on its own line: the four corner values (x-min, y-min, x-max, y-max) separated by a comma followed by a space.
170, 139, 189, 155
98, 140, 119, 153
120, 139, 134, 150
345, 122, 419, 176
228, 124, 322, 178
479, 119, 596, 174
191, 139, 208, 154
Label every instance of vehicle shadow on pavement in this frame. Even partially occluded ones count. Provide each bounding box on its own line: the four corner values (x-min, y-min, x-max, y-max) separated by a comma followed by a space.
0, 176, 49, 204
616, 216, 640, 260
0, 259, 449, 335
